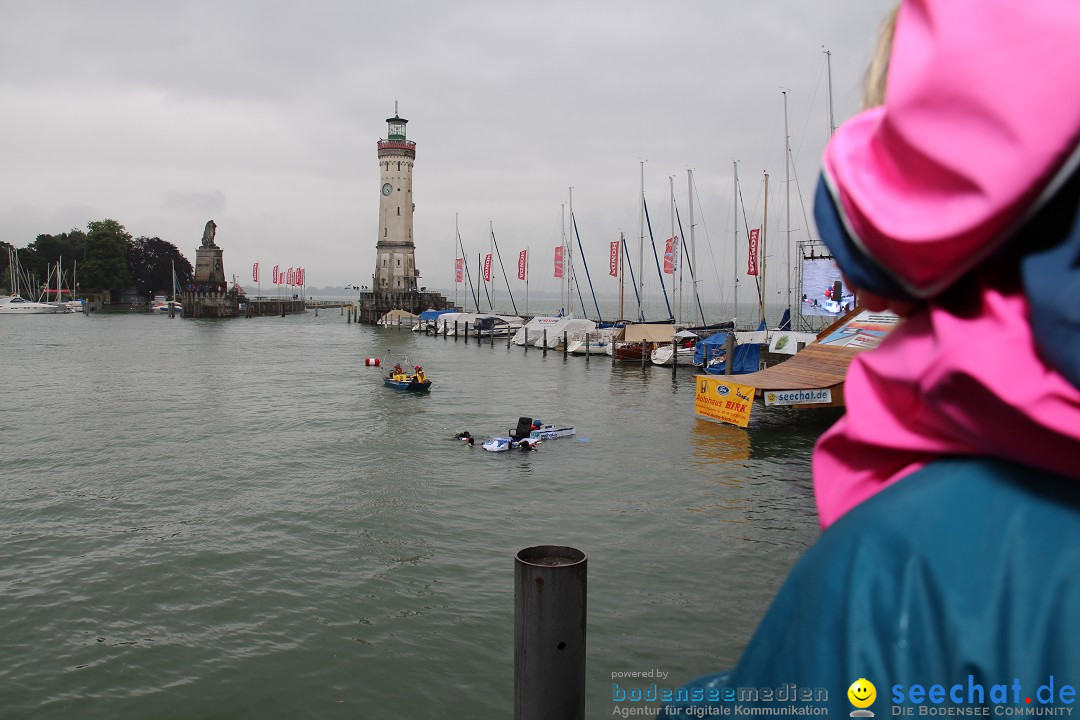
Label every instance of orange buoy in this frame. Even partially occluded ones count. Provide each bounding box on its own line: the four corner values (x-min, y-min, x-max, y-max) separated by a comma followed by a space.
364, 357, 381, 366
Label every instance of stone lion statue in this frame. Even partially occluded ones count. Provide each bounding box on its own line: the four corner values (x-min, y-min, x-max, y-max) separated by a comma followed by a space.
201, 220, 217, 247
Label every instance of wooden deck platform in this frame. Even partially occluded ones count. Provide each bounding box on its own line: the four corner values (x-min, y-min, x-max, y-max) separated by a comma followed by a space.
731, 343, 861, 407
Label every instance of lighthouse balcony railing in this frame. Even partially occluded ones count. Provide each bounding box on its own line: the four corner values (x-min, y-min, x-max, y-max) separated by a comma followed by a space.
377, 140, 416, 151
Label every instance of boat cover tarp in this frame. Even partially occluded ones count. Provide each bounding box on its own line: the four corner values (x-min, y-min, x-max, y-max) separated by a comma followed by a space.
378, 309, 418, 324
659, 457, 1080, 717
623, 323, 677, 344
695, 333, 761, 374
418, 309, 454, 321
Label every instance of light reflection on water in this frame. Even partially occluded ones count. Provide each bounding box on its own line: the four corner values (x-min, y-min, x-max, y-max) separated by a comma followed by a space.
0, 312, 837, 718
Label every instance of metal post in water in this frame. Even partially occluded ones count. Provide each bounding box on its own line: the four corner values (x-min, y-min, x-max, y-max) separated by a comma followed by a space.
641, 341, 646, 369
543, 329, 547, 356
524, 331, 528, 353
491, 326, 495, 348
454, 321, 459, 340
563, 331, 568, 359
725, 334, 736, 376
465, 322, 469, 344
585, 333, 590, 362
507, 330, 511, 349
672, 339, 677, 377
514, 545, 587, 720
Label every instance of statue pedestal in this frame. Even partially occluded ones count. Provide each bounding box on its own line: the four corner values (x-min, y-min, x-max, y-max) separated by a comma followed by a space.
184, 243, 238, 317
194, 244, 226, 284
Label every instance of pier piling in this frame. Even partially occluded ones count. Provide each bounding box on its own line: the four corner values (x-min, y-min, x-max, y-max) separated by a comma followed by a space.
563, 331, 568, 359
672, 339, 678, 377
725, 334, 735, 376
514, 545, 587, 720
585, 333, 590, 362
543, 329, 547, 356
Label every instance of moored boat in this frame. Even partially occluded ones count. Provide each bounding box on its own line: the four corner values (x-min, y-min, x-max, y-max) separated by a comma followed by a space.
0, 295, 63, 314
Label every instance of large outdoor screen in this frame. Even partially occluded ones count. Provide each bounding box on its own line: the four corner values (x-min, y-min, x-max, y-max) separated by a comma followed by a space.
800, 256, 855, 317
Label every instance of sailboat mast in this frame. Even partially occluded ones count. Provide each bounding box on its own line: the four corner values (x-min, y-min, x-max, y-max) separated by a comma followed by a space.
560, 202, 567, 314
568, 187, 575, 317
733, 160, 739, 329
688, 168, 696, 321
761, 172, 770, 325
618, 231, 625, 323
783, 89, 792, 326
454, 215, 459, 310
489, 219, 496, 312
638, 159, 645, 321
825, 47, 836, 137
669, 175, 678, 323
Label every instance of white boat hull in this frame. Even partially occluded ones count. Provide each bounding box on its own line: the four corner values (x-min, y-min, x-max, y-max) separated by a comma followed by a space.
0, 296, 63, 314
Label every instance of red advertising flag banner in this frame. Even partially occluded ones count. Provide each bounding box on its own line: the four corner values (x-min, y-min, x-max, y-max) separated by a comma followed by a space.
253, 262, 259, 283
298, 267, 305, 286
483, 253, 492, 282
288, 267, 294, 285
747, 228, 760, 276
455, 257, 463, 283
663, 236, 677, 274
609, 241, 619, 277
273, 265, 279, 284
554, 246, 564, 278
517, 250, 527, 280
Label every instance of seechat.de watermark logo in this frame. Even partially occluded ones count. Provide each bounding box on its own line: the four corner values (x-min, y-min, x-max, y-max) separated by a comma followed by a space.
890, 676, 1075, 716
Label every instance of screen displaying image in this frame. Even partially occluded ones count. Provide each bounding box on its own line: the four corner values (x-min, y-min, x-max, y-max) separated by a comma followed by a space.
801, 256, 855, 316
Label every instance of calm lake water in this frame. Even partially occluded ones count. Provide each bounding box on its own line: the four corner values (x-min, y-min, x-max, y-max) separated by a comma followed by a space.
1, 309, 838, 719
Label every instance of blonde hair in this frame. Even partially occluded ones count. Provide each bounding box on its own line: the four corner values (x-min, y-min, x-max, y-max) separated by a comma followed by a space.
863, 5, 900, 109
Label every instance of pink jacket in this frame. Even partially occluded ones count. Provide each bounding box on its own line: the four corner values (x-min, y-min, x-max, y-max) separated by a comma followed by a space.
813, 0, 1080, 528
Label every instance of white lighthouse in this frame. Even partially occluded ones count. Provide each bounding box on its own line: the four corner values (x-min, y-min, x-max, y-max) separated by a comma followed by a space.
373, 109, 418, 291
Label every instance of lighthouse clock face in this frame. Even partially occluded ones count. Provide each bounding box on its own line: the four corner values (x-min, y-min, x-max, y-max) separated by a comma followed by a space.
381, 183, 392, 196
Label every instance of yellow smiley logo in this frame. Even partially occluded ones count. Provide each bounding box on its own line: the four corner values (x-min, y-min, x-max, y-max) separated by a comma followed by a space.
848, 678, 876, 709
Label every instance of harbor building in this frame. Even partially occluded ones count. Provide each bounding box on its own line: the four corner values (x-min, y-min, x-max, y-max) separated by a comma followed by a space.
360, 109, 451, 324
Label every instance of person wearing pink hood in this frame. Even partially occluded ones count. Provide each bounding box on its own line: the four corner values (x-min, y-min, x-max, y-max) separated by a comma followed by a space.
661, 2, 1080, 717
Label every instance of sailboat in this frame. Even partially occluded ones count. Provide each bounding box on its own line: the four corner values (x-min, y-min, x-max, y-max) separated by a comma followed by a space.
149, 260, 183, 316
1, 249, 64, 315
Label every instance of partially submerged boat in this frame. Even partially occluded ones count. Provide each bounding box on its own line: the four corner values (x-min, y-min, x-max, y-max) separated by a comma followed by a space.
482, 436, 539, 452
481, 418, 576, 451
529, 424, 576, 441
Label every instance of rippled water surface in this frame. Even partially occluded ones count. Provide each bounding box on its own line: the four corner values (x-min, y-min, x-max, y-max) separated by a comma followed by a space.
0, 311, 838, 718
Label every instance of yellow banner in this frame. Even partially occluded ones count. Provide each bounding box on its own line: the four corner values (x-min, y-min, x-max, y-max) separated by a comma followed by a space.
695, 375, 755, 428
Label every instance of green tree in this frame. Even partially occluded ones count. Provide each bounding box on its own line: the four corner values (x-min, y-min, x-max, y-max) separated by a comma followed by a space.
20, 230, 88, 292
80, 219, 132, 296
127, 236, 193, 298
0, 240, 13, 292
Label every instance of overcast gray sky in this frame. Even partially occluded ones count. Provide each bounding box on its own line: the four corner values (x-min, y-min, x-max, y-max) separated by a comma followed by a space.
0, 0, 894, 311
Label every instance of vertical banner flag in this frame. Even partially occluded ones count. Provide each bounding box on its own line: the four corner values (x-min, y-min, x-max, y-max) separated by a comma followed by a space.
517, 250, 527, 280
747, 228, 760, 276
554, 246, 564, 278
483, 253, 492, 282
288, 267, 294, 285
273, 265, 280, 284
298, 267, 305, 286
252, 262, 259, 283
455, 257, 463, 283
663, 236, 678, 274
609, 241, 619, 277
